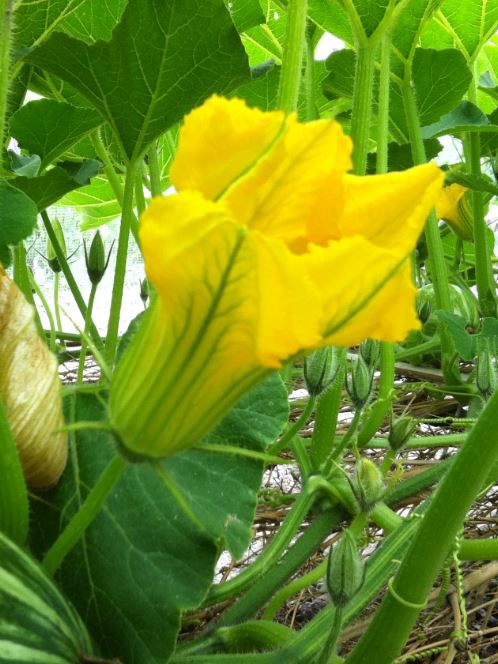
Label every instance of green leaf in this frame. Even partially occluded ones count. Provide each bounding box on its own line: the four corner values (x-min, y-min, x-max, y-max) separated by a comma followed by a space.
225, 0, 265, 32
307, 0, 353, 44
26, 0, 250, 161
30, 376, 288, 663
232, 61, 280, 110
243, 3, 286, 65
13, 159, 101, 211
323, 49, 356, 99
349, 0, 392, 38
421, 100, 497, 138
60, 176, 122, 231
438, 311, 498, 360
15, 0, 128, 48
479, 71, 498, 100
8, 152, 41, 178
412, 48, 472, 125
424, 0, 498, 62
0, 531, 94, 663
390, 0, 444, 75
10, 100, 103, 169
366, 139, 442, 173
0, 182, 38, 267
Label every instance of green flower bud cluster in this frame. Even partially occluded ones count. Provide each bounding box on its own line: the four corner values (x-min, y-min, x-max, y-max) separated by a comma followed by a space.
326, 530, 366, 609
304, 346, 340, 397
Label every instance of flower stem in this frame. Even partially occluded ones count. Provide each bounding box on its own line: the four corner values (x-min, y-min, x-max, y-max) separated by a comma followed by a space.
41, 210, 102, 349
77, 282, 97, 384
350, 41, 377, 175
401, 81, 460, 385
317, 607, 344, 664
42, 455, 126, 576
105, 160, 138, 366
269, 396, 316, 455
147, 139, 163, 197
358, 344, 394, 446
346, 387, 498, 664
0, 0, 14, 157
277, 0, 308, 113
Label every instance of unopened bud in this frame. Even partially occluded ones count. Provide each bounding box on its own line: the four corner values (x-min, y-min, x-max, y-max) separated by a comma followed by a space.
0, 267, 67, 488
326, 530, 365, 608
84, 232, 112, 285
436, 184, 473, 241
476, 341, 498, 400
388, 416, 417, 452
140, 277, 149, 306
304, 346, 340, 396
359, 339, 380, 367
46, 220, 66, 273
353, 458, 385, 512
345, 355, 373, 410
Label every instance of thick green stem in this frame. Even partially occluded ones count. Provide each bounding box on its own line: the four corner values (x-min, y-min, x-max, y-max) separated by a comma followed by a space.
13, 244, 44, 334
77, 282, 97, 384
358, 344, 394, 446
29, 271, 57, 352
277, 0, 308, 113
311, 350, 346, 469
346, 388, 498, 664
91, 133, 140, 244
0, 391, 29, 545
105, 161, 138, 366
350, 41, 377, 175
401, 81, 459, 385
0, 0, 13, 155
42, 455, 126, 576
304, 24, 319, 121
148, 140, 163, 197
53, 271, 63, 335
463, 132, 496, 317
41, 211, 102, 349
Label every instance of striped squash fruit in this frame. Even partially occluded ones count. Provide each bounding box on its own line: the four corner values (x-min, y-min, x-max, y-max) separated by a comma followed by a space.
0, 530, 97, 663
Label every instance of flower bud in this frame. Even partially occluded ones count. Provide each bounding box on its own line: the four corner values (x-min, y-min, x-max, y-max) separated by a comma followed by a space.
345, 355, 373, 410
359, 339, 380, 367
476, 341, 498, 401
353, 457, 385, 512
326, 530, 365, 608
304, 346, 340, 396
436, 184, 473, 241
46, 220, 66, 273
388, 416, 417, 452
84, 231, 111, 285
140, 277, 149, 306
0, 267, 67, 488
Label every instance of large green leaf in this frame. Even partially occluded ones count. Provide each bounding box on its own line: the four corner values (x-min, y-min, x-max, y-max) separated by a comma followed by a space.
348, 0, 392, 38
0, 182, 38, 267
13, 159, 101, 211
243, 2, 287, 65
421, 0, 498, 62
15, 0, 128, 48
438, 312, 498, 361
411, 48, 472, 125
30, 375, 288, 663
307, 0, 353, 44
10, 100, 103, 169
26, 0, 250, 162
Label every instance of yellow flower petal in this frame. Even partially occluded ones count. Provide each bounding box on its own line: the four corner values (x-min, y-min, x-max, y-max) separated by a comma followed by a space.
339, 163, 444, 252
170, 95, 286, 200
436, 184, 473, 240
224, 114, 352, 247
304, 236, 420, 346
250, 232, 322, 367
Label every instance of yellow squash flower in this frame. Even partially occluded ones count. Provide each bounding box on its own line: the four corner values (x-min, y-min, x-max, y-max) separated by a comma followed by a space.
436, 183, 473, 240
110, 96, 444, 459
